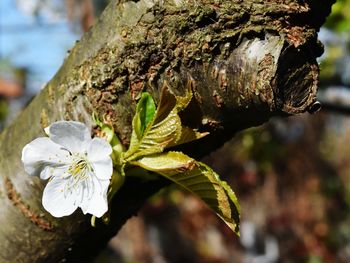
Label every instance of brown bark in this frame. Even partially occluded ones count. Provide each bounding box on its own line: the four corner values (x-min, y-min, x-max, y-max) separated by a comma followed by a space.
0, 0, 335, 262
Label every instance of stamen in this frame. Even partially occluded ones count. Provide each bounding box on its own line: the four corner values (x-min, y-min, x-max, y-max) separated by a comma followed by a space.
64, 153, 94, 198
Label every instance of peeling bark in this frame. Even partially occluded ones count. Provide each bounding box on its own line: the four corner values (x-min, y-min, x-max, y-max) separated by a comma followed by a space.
0, 0, 335, 262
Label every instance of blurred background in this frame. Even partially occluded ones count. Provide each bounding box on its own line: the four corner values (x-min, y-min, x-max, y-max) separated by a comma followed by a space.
1, 0, 350, 262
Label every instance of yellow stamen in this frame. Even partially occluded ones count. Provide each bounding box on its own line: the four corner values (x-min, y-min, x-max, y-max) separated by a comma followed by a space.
64, 153, 93, 197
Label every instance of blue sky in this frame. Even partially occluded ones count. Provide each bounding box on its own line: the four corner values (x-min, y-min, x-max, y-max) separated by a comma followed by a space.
0, 0, 79, 93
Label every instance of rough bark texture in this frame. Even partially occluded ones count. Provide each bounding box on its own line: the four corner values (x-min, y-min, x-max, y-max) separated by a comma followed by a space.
0, 0, 335, 262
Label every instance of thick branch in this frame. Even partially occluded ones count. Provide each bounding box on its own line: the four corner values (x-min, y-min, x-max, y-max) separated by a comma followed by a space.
0, 0, 334, 262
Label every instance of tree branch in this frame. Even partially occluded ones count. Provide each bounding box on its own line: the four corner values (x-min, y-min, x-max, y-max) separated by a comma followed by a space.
0, 0, 335, 262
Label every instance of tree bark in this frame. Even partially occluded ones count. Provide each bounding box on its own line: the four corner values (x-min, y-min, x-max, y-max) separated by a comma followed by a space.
0, 0, 334, 262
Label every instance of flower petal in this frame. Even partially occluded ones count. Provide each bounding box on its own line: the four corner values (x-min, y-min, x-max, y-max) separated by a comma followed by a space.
87, 137, 112, 161
21, 137, 71, 178
40, 165, 70, 180
91, 158, 113, 180
48, 121, 91, 153
87, 138, 113, 180
80, 176, 109, 217
42, 176, 79, 217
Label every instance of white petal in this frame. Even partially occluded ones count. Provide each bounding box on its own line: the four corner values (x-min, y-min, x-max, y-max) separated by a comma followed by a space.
40, 165, 70, 180
91, 158, 113, 180
22, 137, 71, 177
42, 176, 79, 217
80, 176, 109, 217
87, 138, 113, 180
87, 138, 112, 161
49, 121, 91, 153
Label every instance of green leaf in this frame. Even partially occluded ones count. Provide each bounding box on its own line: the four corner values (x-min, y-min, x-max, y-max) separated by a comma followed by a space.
132, 152, 240, 235
134, 92, 156, 138
92, 112, 103, 127
131, 151, 195, 173
167, 126, 208, 148
125, 109, 182, 161
124, 83, 190, 162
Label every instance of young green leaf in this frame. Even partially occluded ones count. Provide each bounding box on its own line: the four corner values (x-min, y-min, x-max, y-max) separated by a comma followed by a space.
134, 92, 156, 137
152, 83, 192, 124
131, 151, 195, 173
124, 83, 191, 162
150, 82, 208, 148
167, 126, 208, 148
132, 152, 240, 235
125, 109, 182, 161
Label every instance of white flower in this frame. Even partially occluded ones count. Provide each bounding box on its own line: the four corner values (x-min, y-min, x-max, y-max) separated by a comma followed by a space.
21, 121, 113, 218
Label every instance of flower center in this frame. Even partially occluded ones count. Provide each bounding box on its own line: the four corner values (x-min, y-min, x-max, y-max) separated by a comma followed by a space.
64, 153, 93, 197
69, 155, 91, 177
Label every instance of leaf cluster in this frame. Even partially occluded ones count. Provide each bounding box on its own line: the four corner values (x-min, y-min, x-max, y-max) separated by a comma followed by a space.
94, 82, 240, 235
